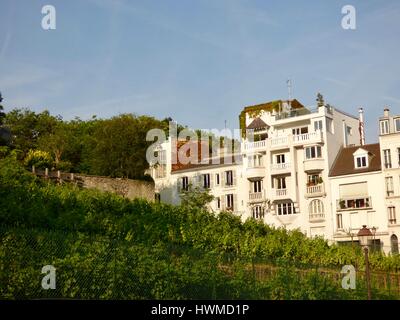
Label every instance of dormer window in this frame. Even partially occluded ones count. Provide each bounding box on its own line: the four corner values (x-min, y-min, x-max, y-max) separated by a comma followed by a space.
380, 120, 389, 135
353, 148, 370, 169
355, 155, 368, 168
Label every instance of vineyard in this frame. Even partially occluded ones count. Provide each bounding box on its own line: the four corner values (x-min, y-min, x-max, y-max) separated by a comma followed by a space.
1, 156, 400, 299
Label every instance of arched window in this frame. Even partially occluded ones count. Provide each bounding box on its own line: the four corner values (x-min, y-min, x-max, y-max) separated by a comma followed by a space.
309, 200, 324, 214
391, 234, 399, 255
252, 206, 264, 220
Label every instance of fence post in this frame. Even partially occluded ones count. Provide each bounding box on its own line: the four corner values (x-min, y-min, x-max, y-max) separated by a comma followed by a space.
70, 173, 74, 181
57, 170, 61, 184
32, 165, 35, 174
45, 168, 49, 178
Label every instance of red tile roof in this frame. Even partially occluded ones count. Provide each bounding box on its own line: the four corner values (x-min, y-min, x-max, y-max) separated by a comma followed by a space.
329, 143, 381, 177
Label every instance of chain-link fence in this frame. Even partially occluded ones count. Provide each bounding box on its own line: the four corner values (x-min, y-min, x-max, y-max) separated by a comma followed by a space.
1, 227, 400, 300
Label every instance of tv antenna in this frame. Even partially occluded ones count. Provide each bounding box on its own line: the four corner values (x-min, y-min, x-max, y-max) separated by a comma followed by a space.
286, 79, 292, 109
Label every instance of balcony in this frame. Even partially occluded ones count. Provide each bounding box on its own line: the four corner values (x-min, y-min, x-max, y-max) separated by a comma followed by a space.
309, 213, 325, 223
271, 162, 291, 174
270, 136, 289, 149
303, 158, 325, 172
293, 131, 323, 146
244, 131, 324, 152
305, 183, 326, 198
249, 191, 266, 203
272, 188, 289, 200
243, 140, 267, 151
246, 166, 265, 180
336, 196, 372, 211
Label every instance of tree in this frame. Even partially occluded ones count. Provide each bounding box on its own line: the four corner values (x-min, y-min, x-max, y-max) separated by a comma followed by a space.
316, 93, 325, 108
180, 185, 214, 211
89, 114, 167, 179
3, 109, 61, 157
37, 122, 74, 169
0, 92, 6, 125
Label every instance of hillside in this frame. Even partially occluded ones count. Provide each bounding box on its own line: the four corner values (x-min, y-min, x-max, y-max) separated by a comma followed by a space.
1, 156, 400, 299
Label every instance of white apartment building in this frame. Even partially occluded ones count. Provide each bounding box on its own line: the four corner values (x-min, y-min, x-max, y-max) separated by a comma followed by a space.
239, 99, 359, 239
151, 99, 360, 234
150, 99, 400, 253
329, 144, 387, 250
379, 108, 400, 254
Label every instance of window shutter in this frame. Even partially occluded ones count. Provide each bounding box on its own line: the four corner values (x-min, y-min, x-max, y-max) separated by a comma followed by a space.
221, 195, 226, 210
221, 171, 225, 187
232, 170, 237, 186
177, 178, 182, 192
233, 194, 238, 211
210, 173, 214, 188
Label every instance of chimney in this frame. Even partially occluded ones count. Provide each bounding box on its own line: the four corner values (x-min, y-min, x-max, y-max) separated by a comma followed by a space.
358, 107, 365, 146
384, 108, 390, 117
342, 120, 347, 147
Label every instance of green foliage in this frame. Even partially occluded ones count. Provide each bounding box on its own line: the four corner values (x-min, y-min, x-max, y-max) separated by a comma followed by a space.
180, 185, 214, 211
24, 149, 53, 169
0, 159, 399, 299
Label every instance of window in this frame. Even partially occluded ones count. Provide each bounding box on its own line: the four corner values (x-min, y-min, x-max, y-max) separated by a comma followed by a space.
225, 170, 234, 186
309, 200, 324, 215
388, 206, 397, 224
277, 202, 295, 215
346, 126, 353, 136
274, 176, 286, 190
307, 174, 321, 185
305, 146, 322, 159
314, 120, 323, 131
395, 118, 400, 132
181, 176, 189, 191
326, 118, 334, 134
398, 148, 400, 167
216, 197, 221, 209
202, 173, 210, 189
226, 194, 234, 210
338, 197, 371, 210
386, 177, 394, 196
355, 155, 368, 168
292, 127, 308, 135
276, 154, 286, 164
253, 180, 262, 193
383, 149, 392, 169
380, 120, 389, 135
337, 214, 343, 230
155, 164, 166, 178
252, 206, 264, 220
248, 154, 262, 167
216, 173, 220, 185
155, 193, 161, 203
391, 234, 399, 255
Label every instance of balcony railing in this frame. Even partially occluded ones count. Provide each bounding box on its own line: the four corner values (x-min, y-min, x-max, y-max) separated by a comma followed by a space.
244, 140, 267, 150
336, 197, 372, 210
306, 183, 325, 196
275, 189, 288, 197
249, 191, 265, 202
244, 131, 323, 151
309, 213, 325, 222
293, 131, 322, 145
271, 162, 291, 171
270, 136, 289, 147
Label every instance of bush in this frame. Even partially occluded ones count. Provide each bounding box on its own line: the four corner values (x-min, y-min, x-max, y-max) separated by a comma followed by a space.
24, 149, 53, 169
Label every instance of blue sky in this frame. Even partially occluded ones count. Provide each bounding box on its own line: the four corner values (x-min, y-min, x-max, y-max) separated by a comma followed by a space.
1, 0, 399, 143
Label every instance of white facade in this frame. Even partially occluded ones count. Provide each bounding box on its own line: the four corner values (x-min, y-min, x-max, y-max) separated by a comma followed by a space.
330, 163, 387, 250
378, 109, 400, 254
150, 100, 400, 253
